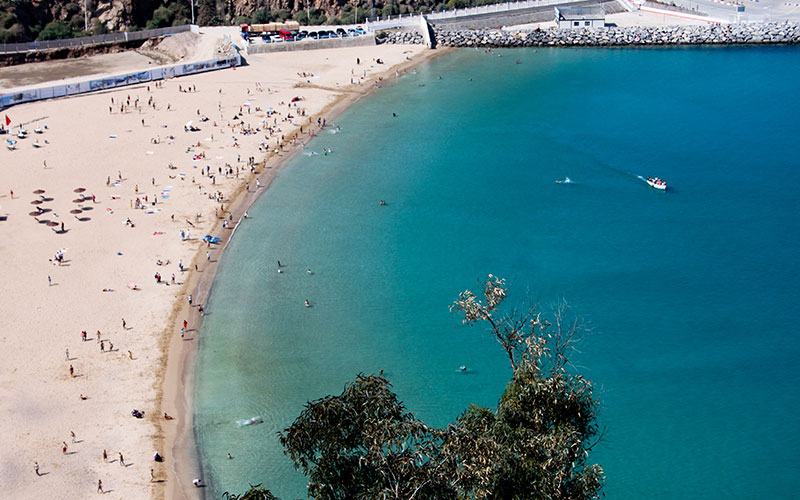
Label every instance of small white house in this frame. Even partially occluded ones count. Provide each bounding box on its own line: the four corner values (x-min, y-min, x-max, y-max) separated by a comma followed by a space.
555, 6, 606, 29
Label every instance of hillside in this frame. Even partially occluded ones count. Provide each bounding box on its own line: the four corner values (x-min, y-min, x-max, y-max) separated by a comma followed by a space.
0, 0, 483, 43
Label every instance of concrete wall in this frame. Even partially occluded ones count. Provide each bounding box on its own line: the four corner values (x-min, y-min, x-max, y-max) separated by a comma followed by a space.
244, 34, 376, 54
428, 0, 624, 29
0, 54, 239, 109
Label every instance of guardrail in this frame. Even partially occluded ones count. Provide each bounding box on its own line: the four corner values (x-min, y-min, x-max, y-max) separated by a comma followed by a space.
0, 25, 194, 55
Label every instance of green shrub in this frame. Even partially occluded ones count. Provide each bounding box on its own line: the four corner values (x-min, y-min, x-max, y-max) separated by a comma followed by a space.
147, 6, 175, 29
37, 22, 73, 41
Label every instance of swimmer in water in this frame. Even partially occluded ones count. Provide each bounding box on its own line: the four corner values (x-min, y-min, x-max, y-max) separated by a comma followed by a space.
304, 299, 310, 307
307, 268, 312, 274
278, 269, 283, 273
457, 365, 467, 372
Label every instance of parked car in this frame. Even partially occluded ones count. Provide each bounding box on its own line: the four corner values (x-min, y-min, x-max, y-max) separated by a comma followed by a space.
270, 34, 283, 43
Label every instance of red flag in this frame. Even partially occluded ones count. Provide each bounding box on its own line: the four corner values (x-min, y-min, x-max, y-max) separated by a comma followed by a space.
4, 115, 9, 126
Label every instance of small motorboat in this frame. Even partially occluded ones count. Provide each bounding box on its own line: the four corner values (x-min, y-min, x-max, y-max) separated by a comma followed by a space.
647, 177, 667, 190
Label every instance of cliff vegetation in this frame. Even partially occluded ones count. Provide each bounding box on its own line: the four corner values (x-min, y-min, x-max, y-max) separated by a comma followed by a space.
0, 0, 507, 43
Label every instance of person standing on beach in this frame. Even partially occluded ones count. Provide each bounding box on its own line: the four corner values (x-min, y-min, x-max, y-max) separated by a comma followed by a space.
34, 462, 40, 476
65, 348, 69, 361
70, 431, 76, 443
188, 295, 192, 306
81, 331, 87, 342
97, 479, 103, 493
103, 449, 107, 462
48, 275, 51, 286
150, 468, 155, 482
62, 442, 67, 455
69, 365, 74, 377
119, 452, 124, 466
122, 318, 127, 329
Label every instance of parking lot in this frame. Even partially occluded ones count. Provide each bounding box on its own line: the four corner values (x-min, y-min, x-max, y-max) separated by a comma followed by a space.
243, 26, 368, 46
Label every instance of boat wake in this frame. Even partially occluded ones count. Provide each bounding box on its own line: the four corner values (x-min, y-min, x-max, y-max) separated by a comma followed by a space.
555, 177, 573, 184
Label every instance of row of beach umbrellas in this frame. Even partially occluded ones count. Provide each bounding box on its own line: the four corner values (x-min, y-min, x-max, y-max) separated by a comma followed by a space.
27, 187, 91, 226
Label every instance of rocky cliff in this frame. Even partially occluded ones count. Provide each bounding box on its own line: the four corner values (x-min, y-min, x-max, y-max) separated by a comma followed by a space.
0, 0, 448, 43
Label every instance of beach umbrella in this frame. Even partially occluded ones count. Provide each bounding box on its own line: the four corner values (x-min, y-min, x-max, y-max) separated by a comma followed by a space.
46, 221, 59, 227
37, 219, 50, 224
72, 198, 84, 203
29, 211, 41, 216
30, 200, 42, 205
69, 209, 82, 214
73, 188, 86, 193
33, 189, 45, 194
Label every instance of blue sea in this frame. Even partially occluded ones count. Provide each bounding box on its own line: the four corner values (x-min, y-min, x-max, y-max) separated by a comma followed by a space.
194, 46, 800, 499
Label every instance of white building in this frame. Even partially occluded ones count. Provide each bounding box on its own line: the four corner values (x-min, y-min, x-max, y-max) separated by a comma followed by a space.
555, 6, 606, 29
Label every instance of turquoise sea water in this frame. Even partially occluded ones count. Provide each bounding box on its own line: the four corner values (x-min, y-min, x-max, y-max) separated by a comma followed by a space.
195, 46, 800, 499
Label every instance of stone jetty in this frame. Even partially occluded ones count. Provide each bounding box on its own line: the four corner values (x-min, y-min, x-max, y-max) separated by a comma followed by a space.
379, 22, 800, 47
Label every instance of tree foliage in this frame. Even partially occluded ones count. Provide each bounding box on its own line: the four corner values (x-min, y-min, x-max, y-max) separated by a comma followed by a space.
37, 21, 73, 41
222, 484, 281, 500
280, 374, 458, 499
234, 276, 603, 499
146, 6, 174, 29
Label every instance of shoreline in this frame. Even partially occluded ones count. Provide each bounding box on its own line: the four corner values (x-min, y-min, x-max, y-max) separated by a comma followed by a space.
159, 45, 451, 500
0, 41, 437, 500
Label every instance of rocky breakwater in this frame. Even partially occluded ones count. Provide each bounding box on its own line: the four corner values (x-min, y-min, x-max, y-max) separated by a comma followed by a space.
379, 22, 800, 47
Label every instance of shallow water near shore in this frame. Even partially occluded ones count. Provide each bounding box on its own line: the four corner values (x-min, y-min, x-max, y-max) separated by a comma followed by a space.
195, 46, 800, 499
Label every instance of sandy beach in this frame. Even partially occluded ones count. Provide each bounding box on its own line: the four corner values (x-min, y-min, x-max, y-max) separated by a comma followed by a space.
0, 35, 429, 499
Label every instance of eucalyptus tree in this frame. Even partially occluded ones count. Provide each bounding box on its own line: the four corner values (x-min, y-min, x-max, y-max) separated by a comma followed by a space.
233, 275, 604, 499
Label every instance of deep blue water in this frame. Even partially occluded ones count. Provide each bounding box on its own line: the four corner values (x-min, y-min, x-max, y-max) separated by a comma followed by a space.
195, 46, 800, 499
